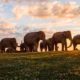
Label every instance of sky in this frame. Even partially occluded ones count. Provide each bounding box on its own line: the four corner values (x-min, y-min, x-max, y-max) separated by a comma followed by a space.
0, 0, 80, 45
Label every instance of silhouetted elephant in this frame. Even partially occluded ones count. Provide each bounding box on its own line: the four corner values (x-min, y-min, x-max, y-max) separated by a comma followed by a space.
20, 42, 29, 52
47, 38, 54, 51
72, 35, 80, 50
52, 31, 72, 51
24, 31, 45, 52
0, 38, 17, 52
6, 47, 15, 53
40, 40, 47, 52
40, 38, 55, 52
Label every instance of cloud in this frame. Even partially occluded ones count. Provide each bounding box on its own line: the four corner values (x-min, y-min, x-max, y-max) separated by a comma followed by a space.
27, 1, 80, 19
28, 3, 52, 18
12, 1, 80, 19
12, 5, 28, 19
26, 18, 74, 28
1, 0, 80, 42
52, 1, 80, 18
0, 0, 48, 3
0, 22, 16, 35
12, 4, 51, 19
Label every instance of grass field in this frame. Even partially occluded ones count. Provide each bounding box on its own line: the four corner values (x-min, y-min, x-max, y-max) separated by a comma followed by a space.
0, 51, 80, 80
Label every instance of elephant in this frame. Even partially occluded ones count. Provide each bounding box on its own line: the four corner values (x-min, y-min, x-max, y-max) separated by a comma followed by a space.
72, 35, 80, 50
24, 31, 45, 52
40, 40, 47, 52
0, 38, 17, 52
20, 42, 29, 52
52, 31, 72, 51
47, 38, 54, 51
40, 38, 55, 52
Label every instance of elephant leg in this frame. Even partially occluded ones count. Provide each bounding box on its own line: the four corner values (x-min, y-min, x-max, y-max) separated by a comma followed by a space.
49, 45, 53, 51
33, 43, 38, 52
29, 46, 33, 52
1, 48, 5, 53
24, 48, 26, 52
29, 44, 34, 52
33, 45, 37, 52
24, 47, 27, 52
48, 45, 51, 51
45, 47, 47, 52
73, 44, 77, 50
13, 47, 16, 51
65, 41, 67, 51
49, 47, 51, 51
31, 47, 33, 52
52, 44, 54, 51
35, 44, 38, 52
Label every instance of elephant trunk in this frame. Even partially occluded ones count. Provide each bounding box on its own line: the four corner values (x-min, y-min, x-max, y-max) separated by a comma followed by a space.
67, 37, 73, 48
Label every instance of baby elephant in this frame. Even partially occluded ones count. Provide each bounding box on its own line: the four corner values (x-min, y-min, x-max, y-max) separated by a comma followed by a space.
20, 42, 29, 52
6, 47, 16, 53
72, 35, 80, 50
40, 40, 47, 52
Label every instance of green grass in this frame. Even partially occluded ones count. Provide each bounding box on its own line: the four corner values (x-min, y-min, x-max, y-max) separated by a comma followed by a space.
0, 51, 80, 80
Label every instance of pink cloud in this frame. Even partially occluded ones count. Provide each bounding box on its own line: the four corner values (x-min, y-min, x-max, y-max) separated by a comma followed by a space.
0, 23, 16, 35
11, 1, 80, 19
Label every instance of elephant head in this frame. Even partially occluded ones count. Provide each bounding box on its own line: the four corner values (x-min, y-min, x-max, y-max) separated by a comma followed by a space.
10, 38, 18, 50
63, 31, 72, 47
20, 42, 28, 52
37, 31, 45, 41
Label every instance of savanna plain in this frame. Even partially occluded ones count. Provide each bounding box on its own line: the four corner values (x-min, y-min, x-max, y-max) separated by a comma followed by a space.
0, 51, 80, 80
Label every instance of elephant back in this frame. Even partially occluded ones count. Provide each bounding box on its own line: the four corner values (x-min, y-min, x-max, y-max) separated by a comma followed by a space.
24, 32, 37, 45
24, 31, 45, 44
73, 35, 80, 43
73, 35, 80, 39
52, 32, 64, 39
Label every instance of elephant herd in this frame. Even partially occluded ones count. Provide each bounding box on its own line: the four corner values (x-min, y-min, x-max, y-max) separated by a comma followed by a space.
0, 30, 80, 53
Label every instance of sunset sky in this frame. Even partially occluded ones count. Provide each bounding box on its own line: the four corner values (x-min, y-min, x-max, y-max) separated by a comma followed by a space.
0, 0, 80, 44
